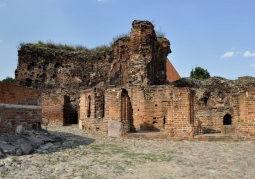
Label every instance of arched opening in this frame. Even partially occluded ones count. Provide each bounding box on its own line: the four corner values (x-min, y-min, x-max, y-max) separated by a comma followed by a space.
121, 89, 135, 132
26, 78, 32, 87
67, 110, 78, 125
87, 95, 91, 118
94, 89, 104, 118
223, 114, 232, 125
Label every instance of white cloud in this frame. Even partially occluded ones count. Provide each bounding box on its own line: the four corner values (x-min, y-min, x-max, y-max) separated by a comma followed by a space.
0, 3, 5, 7
251, 64, 255, 68
221, 51, 241, 58
244, 51, 255, 57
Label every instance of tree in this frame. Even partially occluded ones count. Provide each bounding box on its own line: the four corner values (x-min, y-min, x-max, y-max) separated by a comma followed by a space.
1, 76, 14, 84
190, 67, 210, 80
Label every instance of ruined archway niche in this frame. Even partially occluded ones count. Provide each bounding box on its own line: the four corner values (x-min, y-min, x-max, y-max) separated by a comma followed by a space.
121, 89, 135, 133
87, 95, 91, 118
94, 88, 104, 118
223, 114, 232, 125
26, 78, 32, 87
121, 89, 130, 122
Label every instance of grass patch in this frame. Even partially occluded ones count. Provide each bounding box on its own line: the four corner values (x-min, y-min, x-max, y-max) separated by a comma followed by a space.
81, 171, 104, 179
18, 31, 133, 55
205, 166, 215, 170
90, 144, 175, 163
177, 160, 194, 167
110, 32, 130, 46
32, 163, 42, 168
47, 155, 68, 165
90, 144, 125, 153
11, 157, 19, 162
18, 40, 110, 55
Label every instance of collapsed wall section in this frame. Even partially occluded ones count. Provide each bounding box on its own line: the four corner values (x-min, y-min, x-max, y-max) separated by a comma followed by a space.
0, 82, 42, 133
129, 20, 171, 85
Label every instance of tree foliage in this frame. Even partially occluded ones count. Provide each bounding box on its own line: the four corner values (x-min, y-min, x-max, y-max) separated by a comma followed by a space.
1, 76, 14, 84
190, 67, 210, 80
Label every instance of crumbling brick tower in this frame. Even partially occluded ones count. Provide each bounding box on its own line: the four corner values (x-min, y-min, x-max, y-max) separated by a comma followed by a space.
14, 20, 171, 126
129, 20, 171, 85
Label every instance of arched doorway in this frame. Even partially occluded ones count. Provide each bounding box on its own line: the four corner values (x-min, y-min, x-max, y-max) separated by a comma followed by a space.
121, 89, 135, 132
223, 114, 232, 125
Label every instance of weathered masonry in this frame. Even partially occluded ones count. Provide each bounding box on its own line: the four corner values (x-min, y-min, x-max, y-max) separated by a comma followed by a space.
14, 19, 255, 141
79, 84, 255, 141
0, 82, 42, 133
15, 20, 178, 126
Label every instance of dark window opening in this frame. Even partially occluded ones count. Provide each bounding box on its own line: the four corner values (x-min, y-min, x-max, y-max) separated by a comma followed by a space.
69, 111, 78, 124
87, 95, 91, 118
223, 114, 232, 125
55, 62, 61, 68
26, 78, 32, 87
55, 62, 61, 72
28, 62, 36, 71
121, 89, 135, 132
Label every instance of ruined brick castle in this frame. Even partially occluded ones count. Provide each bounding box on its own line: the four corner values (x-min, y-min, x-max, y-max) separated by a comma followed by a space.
14, 20, 255, 141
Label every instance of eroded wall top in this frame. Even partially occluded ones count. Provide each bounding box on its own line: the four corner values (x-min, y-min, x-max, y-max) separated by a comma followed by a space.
15, 20, 171, 93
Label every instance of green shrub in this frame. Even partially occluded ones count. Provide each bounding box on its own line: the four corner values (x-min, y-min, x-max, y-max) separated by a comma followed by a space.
2, 76, 14, 84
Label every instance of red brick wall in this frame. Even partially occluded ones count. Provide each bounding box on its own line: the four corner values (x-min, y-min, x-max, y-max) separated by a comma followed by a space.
237, 87, 255, 140
80, 89, 108, 135
164, 87, 194, 140
0, 82, 41, 133
79, 86, 194, 140
42, 93, 70, 126
79, 85, 255, 141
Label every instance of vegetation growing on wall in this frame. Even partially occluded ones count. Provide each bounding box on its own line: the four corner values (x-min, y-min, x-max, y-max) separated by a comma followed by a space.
18, 27, 167, 54
18, 41, 111, 54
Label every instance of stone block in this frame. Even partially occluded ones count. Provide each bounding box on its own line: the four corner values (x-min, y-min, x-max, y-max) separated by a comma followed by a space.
108, 120, 122, 138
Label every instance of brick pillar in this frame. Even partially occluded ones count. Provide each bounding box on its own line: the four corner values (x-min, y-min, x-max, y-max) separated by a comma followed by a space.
129, 20, 157, 85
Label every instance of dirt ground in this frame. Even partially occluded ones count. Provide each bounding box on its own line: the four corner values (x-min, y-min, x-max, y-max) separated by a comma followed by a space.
1, 125, 255, 179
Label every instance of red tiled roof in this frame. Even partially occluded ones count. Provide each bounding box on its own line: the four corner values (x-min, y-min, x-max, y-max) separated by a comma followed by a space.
166, 58, 181, 82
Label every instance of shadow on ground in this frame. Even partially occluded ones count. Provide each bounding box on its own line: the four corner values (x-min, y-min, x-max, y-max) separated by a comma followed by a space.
0, 126, 95, 158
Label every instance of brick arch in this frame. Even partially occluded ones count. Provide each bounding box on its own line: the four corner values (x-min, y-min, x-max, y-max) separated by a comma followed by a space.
223, 114, 232, 125
121, 89, 135, 132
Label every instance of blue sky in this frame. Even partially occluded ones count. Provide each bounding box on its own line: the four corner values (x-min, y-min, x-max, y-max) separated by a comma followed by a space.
0, 0, 254, 80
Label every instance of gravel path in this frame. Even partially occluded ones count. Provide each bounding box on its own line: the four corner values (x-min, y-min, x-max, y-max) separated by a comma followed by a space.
0, 126, 254, 179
